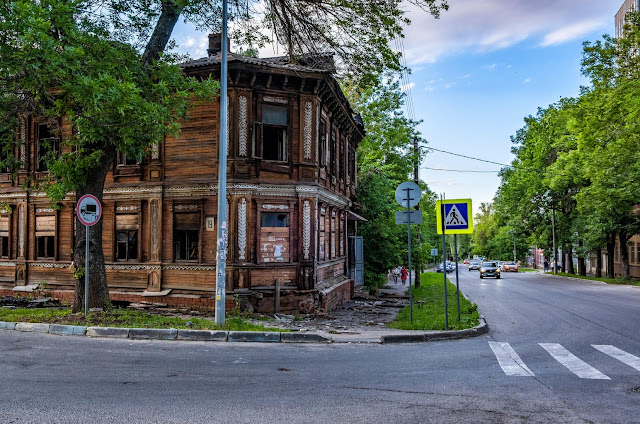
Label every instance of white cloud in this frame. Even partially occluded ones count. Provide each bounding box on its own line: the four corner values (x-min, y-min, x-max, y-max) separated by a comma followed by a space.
401, 0, 618, 65
482, 64, 498, 71
523, 77, 532, 83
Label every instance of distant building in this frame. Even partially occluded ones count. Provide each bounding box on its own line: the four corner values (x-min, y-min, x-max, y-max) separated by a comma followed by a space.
615, 0, 639, 38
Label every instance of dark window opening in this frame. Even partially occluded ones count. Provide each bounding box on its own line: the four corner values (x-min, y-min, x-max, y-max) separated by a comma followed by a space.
36, 236, 55, 259
117, 150, 139, 166
0, 236, 8, 258
116, 230, 138, 261
261, 213, 288, 227
37, 124, 60, 172
261, 106, 287, 162
330, 127, 337, 176
174, 230, 199, 261
319, 119, 327, 167
339, 136, 345, 180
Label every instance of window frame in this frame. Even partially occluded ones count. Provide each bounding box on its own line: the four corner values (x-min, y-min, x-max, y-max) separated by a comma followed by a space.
172, 209, 202, 263
259, 105, 289, 163
36, 123, 61, 173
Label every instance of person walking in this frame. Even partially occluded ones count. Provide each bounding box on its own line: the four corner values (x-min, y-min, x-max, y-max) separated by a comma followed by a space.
401, 266, 408, 286
392, 266, 399, 284
543, 260, 549, 272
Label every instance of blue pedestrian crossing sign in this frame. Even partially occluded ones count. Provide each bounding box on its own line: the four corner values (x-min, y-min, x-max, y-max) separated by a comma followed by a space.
436, 199, 473, 234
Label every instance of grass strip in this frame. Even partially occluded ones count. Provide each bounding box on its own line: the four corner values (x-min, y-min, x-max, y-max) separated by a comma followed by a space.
388, 272, 480, 331
0, 308, 287, 332
518, 268, 538, 272
549, 272, 640, 286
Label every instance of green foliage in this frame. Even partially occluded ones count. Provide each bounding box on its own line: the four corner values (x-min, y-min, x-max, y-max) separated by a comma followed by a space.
489, 13, 640, 277
388, 272, 480, 331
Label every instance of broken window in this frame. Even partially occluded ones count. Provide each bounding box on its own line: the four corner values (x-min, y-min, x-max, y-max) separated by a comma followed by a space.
174, 212, 200, 261
115, 213, 139, 261
35, 215, 55, 259
260, 212, 289, 263
0, 214, 8, 258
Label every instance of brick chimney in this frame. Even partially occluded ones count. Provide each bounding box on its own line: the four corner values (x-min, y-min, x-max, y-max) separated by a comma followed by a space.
207, 34, 230, 56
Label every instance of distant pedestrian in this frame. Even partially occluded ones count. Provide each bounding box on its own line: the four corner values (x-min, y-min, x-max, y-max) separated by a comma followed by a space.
392, 266, 399, 283
544, 261, 549, 272
401, 266, 408, 286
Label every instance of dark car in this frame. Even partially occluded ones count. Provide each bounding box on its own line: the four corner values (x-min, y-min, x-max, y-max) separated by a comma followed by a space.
480, 261, 500, 279
469, 260, 481, 271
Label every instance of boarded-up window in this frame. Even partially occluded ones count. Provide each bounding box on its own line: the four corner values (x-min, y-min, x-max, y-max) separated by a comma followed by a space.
116, 214, 138, 230
331, 211, 336, 258
260, 212, 289, 263
36, 215, 55, 236
0, 215, 8, 258
319, 209, 325, 261
174, 212, 200, 261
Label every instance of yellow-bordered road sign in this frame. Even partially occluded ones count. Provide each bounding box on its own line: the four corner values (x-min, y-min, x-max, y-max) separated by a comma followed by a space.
436, 199, 473, 234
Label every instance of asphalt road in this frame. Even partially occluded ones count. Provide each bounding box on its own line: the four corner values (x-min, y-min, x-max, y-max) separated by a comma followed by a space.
2, 269, 640, 423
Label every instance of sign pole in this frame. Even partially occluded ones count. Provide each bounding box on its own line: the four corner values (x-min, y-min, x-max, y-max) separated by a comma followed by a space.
406, 187, 413, 325
441, 193, 448, 330
84, 225, 89, 318
454, 234, 460, 321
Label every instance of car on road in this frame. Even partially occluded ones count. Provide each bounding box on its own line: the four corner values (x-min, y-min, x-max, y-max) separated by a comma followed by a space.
436, 261, 456, 273
480, 261, 500, 279
469, 260, 481, 271
497, 261, 505, 271
503, 262, 518, 272
463, 259, 470, 264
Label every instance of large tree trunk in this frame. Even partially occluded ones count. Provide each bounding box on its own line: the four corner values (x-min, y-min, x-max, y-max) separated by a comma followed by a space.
567, 244, 575, 274
606, 232, 615, 278
577, 240, 586, 276
72, 147, 116, 312
595, 249, 602, 278
619, 229, 630, 280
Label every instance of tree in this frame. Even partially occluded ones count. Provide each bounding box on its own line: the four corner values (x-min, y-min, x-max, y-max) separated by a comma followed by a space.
1, 0, 449, 308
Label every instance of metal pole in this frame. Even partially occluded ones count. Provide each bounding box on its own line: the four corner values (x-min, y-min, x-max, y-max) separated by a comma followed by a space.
454, 234, 460, 321
552, 207, 557, 274
406, 187, 413, 325
441, 194, 448, 330
214, 0, 229, 326
513, 235, 517, 263
413, 137, 421, 289
84, 225, 89, 318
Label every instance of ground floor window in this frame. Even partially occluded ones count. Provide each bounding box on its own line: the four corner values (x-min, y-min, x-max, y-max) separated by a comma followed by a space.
36, 236, 55, 259
260, 212, 289, 263
116, 230, 138, 261
174, 211, 200, 261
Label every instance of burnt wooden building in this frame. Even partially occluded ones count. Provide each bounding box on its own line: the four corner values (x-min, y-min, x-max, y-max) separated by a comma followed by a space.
0, 35, 365, 313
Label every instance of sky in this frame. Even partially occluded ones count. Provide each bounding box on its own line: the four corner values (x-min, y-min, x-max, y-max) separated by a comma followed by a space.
170, 0, 624, 215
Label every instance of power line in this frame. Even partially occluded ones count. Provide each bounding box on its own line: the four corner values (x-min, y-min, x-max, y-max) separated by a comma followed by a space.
421, 167, 501, 173
424, 146, 513, 167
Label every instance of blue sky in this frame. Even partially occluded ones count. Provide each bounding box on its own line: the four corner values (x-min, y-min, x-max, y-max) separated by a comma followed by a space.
170, 0, 623, 214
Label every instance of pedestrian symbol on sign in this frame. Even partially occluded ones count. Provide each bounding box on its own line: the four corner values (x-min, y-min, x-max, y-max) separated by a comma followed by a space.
445, 204, 467, 227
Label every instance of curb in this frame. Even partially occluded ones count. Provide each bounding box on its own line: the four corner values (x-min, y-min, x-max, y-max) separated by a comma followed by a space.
380, 317, 488, 344
0, 318, 488, 344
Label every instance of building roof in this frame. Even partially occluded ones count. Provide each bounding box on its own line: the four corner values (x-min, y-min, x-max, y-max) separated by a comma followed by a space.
181, 52, 334, 74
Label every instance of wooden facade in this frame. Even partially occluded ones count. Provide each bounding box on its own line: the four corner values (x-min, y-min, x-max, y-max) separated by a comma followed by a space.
0, 35, 365, 313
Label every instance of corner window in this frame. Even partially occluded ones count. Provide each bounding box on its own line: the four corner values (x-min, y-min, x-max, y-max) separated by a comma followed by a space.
319, 119, 327, 168
261, 106, 287, 162
260, 212, 289, 263
174, 212, 200, 261
330, 127, 337, 177
319, 208, 326, 261
37, 124, 60, 172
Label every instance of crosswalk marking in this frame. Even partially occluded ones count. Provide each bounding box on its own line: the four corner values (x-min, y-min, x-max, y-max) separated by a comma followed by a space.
539, 343, 610, 380
488, 341, 535, 377
592, 345, 640, 372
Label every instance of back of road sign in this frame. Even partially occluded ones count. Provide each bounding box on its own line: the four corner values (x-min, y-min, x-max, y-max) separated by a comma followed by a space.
436, 199, 473, 234
395, 210, 423, 225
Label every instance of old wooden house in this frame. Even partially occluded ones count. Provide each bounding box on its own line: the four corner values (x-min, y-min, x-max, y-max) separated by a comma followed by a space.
0, 35, 365, 313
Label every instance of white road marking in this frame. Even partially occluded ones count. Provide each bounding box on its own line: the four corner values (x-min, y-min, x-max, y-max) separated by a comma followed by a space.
539, 343, 610, 380
488, 341, 535, 377
592, 345, 640, 372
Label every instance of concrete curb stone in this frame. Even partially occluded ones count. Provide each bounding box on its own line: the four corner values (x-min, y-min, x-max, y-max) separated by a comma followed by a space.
86, 326, 130, 338
380, 334, 426, 344
177, 330, 228, 341
281, 332, 332, 343
228, 331, 281, 343
15, 322, 50, 333
0, 321, 16, 330
129, 328, 178, 340
49, 324, 87, 336
380, 317, 488, 344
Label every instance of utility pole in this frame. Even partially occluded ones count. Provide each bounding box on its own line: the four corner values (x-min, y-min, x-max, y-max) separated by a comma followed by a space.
413, 137, 421, 288
552, 207, 557, 275
214, 0, 229, 325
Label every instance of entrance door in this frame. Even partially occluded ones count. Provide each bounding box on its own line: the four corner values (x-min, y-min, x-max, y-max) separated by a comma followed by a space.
349, 236, 364, 286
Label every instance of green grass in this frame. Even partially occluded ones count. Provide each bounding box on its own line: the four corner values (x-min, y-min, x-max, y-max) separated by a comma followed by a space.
518, 268, 538, 272
388, 272, 480, 331
549, 272, 640, 286
0, 307, 288, 332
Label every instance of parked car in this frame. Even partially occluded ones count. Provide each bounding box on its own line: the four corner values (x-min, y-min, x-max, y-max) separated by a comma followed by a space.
503, 262, 518, 272
480, 261, 500, 279
469, 260, 481, 271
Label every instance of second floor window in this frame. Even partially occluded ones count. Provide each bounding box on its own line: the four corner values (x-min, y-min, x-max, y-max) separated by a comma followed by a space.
116, 150, 139, 166
261, 106, 287, 162
37, 124, 60, 172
